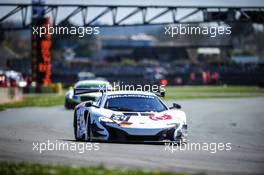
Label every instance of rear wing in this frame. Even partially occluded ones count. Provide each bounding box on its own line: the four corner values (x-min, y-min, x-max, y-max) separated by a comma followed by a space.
142, 85, 165, 97
74, 86, 111, 95
153, 90, 165, 98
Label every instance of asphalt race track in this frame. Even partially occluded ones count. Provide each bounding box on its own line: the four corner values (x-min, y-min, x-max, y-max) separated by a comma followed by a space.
0, 98, 264, 175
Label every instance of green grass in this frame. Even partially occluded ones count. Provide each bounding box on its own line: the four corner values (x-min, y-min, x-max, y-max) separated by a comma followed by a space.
164, 86, 264, 100
0, 86, 263, 111
0, 162, 194, 175
0, 94, 64, 111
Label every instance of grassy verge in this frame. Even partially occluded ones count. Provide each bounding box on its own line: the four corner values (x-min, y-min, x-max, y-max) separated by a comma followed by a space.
0, 162, 191, 175
0, 94, 64, 111
164, 86, 264, 100
0, 86, 263, 111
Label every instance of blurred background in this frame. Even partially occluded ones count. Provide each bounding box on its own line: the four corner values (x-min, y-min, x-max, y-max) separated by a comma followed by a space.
0, 1, 264, 174
0, 0, 263, 100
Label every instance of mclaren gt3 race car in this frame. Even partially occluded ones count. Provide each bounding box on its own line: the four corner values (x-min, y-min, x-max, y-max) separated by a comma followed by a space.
73, 89, 187, 143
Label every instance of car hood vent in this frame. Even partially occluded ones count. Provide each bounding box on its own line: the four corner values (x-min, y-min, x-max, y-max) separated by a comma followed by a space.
123, 112, 139, 116
140, 113, 154, 116
121, 112, 155, 116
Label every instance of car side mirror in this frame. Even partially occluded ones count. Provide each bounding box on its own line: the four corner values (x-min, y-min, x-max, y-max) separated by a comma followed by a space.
85, 101, 99, 108
170, 103, 181, 109
85, 101, 93, 107
160, 91, 165, 97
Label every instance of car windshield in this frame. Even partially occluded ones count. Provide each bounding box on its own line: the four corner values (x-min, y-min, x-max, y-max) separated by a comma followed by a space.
104, 94, 167, 112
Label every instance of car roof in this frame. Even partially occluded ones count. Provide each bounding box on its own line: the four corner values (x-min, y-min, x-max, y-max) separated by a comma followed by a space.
104, 90, 157, 96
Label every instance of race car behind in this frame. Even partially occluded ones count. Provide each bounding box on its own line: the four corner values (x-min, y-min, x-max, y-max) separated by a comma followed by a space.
65, 80, 111, 109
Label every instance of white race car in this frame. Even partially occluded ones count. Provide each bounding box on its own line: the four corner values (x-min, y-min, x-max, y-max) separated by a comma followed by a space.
65, 80, 111, 109
73, 89, 187, 143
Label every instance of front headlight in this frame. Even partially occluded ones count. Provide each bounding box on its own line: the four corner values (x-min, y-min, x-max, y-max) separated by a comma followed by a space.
167, 123, 180, 128
99, 116, 115, 123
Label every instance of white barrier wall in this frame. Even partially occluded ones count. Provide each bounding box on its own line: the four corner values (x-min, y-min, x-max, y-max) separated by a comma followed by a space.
0, 88, 23, 104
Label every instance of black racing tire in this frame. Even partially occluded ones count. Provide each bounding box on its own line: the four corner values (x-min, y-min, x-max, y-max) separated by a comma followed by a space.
74, 110, 83, 141
177, 135, 188, 145
86, 112, 92, 142
65, 99, 74, 109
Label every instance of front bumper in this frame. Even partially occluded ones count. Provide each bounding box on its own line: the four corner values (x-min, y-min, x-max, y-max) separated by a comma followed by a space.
100, 123, 177, 142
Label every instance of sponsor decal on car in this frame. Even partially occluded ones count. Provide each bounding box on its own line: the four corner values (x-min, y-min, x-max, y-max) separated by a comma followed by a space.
149, 114, 172, 121
107, 94, 155, 99
110, 114, 130, 121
